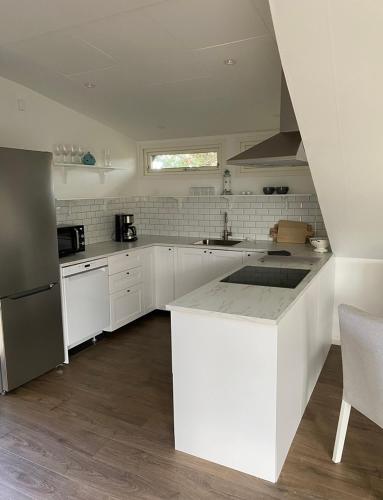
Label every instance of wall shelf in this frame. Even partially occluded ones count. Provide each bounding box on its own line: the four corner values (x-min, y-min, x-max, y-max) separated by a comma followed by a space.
129, 194, 314, 199
53, 163, 125, 184
127, 193, 315, 210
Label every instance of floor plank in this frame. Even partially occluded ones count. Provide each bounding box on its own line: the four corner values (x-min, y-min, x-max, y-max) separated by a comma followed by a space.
0, 311, 381, 499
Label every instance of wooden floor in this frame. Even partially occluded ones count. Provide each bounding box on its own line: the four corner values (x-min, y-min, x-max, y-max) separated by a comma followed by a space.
0, 312, 381, 500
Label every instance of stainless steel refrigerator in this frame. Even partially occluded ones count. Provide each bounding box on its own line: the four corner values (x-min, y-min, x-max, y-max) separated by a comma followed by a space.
0, 147, 64, 393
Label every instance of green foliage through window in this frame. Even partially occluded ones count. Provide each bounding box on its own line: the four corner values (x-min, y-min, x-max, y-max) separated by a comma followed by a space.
145, 147, 220, 173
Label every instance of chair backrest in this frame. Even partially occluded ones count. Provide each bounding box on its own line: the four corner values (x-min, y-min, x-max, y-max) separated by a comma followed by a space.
338, 304, 383, 429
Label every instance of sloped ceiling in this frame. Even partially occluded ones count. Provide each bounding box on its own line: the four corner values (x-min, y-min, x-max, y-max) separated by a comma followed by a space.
269, 0, 383, 259
0, 0, 281, 140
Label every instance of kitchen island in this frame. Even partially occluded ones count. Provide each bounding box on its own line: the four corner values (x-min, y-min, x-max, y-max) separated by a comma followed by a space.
167, 250, 334, 483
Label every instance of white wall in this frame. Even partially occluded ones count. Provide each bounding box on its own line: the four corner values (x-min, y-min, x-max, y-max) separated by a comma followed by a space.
0, 76, 137, 199
269, 1, 383, 342
332, 258, 383, 343
269, 0, 383, 260
0, 74, 315, 200
136, 132, 316, 196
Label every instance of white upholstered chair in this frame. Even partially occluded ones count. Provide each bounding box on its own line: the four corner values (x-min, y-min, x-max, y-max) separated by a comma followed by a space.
332, 304, 383, 463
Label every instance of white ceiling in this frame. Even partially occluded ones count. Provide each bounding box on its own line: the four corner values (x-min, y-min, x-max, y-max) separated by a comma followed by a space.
0, 0, 281, 140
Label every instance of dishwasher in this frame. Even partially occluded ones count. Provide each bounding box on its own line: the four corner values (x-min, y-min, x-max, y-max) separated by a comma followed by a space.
61, 258, 110, 361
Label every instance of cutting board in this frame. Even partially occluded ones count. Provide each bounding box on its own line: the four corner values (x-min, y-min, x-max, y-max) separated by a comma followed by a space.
276, 220, 312, 244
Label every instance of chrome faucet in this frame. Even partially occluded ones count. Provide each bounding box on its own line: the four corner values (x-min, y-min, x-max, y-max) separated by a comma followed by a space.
222, 211, 232, 240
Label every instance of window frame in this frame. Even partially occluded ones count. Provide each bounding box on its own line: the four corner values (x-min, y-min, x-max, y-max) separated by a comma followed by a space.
143, 144, 222, 175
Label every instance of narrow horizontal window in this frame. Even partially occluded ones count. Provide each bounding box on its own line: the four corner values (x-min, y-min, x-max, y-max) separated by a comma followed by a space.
144, 146, 221, 174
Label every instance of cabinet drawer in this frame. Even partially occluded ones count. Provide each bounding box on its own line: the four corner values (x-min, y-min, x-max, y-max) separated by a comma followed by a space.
108, 251, 142, 275
109, 283, 143, 330
109, 266, 143, 294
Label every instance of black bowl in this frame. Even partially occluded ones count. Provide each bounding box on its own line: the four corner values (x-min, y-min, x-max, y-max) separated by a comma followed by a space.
276, 186, 289, 195
263, 187, 275, 195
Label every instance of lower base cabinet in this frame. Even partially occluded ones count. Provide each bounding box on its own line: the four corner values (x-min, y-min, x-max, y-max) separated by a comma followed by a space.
66, 245, 262, 336
155, 246, 175, 310
175, 247, 207, 297
142, 247, 155, 312
175, 247, 244, 297
108, 283, 143, 331
105, 247, 155, 332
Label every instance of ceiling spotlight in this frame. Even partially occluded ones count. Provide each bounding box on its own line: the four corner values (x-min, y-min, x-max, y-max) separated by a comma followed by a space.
224, 58, 236, 65
84, 82, 96, 88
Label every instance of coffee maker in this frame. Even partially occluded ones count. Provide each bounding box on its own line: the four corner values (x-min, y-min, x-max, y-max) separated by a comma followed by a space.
115, 214, 137, 242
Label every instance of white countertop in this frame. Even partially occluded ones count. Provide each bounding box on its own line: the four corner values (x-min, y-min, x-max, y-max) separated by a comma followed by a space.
167, 245, 333, 325
59, 235, 332, 325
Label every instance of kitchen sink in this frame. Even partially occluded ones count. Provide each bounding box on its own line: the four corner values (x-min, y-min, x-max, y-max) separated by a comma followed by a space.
193, 239, 242, 246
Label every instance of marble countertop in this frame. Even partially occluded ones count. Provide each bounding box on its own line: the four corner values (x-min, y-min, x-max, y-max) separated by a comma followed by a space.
167, 247, 333, 325
59, 235, 321, 267
60, 234, 332, 325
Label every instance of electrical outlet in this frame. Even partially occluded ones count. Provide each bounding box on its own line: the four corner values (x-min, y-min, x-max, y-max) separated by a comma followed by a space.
17, 98, 25, 111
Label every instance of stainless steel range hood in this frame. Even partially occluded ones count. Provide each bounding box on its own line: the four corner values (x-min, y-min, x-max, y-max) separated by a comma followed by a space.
227, 73, 308, 167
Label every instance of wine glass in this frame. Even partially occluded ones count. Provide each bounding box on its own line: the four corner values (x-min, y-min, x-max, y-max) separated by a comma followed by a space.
78, 146, 84, 164
61, 144, 69, 163
71, 145, 79, 164
103, 148, 112, 167
53, 144, 63, 163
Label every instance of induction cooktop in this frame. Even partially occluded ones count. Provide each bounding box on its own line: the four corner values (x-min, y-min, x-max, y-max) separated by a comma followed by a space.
220, 266, 310, 289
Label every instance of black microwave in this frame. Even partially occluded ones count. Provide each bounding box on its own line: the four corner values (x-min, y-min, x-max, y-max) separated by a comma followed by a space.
57, 224, 85, 257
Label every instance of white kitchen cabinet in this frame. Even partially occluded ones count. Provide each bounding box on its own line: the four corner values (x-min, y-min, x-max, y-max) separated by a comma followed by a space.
175, 247, 243, 298
61, 244, 266, 339
106, 247, 154, 331
175, 247, 210, 297
169, 257, 335, 483
208, 249, 243, 279
108, 250, 143, 275
154, 246, 175, 309
109, 266, 143, 294
109, 283, 143, 330
142, 247, 155, 312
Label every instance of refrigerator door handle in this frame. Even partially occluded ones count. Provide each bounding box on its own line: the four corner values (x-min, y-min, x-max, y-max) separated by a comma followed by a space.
8, 283, 56, 301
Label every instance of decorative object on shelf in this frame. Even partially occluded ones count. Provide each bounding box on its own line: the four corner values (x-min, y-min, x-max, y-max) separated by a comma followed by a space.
82, 151, 96, 166
78, 145, 84, 162
222, 169, 232, 195
276, 186, 289, 195
103, 148, 112, 167
72, 145, 83, 164
62, 144, 70, 163
263, 186, 275, 195
310, 237, 330, 253
53, 144, 63, 163
53, 144, 85, 165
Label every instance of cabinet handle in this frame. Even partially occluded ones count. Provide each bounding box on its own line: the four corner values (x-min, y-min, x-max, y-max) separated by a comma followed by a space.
84, 264, 90, 268
209, 251, 212, 254
126, 254, 129, 257
127, 289, 130, 293
126, 271, 130, 275
168, 248, 172, 251
204, 250, 207, 253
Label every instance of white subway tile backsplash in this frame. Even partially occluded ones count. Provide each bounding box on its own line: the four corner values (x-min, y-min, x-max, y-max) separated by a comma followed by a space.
55, 194, 327, 244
